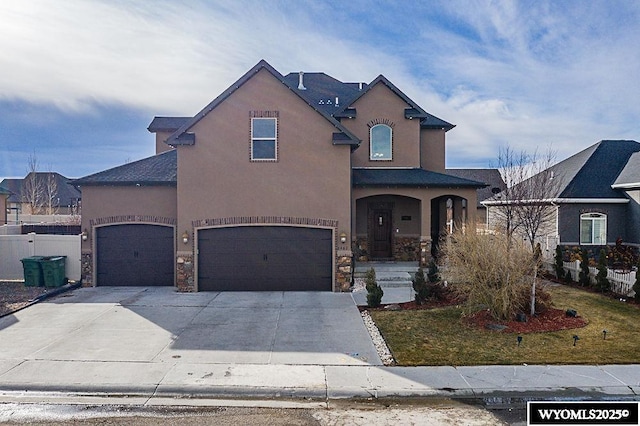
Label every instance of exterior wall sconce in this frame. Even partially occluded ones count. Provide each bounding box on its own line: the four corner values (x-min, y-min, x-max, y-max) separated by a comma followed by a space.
339, 232, 347, 244
81, 229, 88, 241
182, 231, 190, 245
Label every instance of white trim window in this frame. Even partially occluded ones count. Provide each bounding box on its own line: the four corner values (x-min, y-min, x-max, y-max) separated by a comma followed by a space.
369, 124, 392, 160
580, 213, 606, 245
251, 117, 277, 160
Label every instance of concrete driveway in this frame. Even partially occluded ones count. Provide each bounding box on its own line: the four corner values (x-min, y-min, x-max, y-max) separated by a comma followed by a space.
0, 287, 381, 367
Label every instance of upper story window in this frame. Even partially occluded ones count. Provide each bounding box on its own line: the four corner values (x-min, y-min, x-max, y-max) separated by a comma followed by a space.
580, 213, 606, 245
251, 117, 277, 161
369, 124, 392, 160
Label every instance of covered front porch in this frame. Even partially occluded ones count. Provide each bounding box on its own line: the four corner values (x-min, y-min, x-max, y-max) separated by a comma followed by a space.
352, 191, 474, 265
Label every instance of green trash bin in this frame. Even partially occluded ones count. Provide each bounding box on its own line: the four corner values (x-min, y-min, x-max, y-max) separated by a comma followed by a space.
40, 256, 67, 288
21, 256, 45, 287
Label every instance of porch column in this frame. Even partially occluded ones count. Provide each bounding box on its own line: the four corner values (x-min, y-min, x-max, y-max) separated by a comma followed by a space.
420, 197, 432, 267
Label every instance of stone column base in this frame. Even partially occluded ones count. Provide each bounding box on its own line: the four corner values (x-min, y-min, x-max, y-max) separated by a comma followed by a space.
176, 253, 195, 292
336, 253, 353, 292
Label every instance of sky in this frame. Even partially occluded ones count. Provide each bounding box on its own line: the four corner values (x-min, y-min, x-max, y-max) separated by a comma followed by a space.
1, 0, 639, 179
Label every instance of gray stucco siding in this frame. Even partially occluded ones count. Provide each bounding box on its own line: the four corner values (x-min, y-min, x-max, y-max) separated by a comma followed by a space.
558, 203, 630, 245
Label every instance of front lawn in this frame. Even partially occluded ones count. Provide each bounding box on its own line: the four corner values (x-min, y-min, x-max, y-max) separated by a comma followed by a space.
369, 284, 640, 366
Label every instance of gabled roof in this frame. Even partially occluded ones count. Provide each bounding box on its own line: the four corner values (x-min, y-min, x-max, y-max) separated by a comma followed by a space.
352, 168, 486, 188
612, 151, 640, 189
166, 60, 360, 147
147, 117, 191, 133
0, 173, 82, 205
73, 149, 177, 186
446, 168, 506, 206
334, 75, 455, 131
551, 140, 640, 199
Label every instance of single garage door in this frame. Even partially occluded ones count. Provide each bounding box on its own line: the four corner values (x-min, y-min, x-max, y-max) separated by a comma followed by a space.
198, 226, 332, 291
96, 224, 174, 286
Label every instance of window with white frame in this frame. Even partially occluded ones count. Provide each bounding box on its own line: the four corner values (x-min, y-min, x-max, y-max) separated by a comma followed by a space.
580, 213, 606, 245
369, 124, 392, 160
251, 117, 277, 160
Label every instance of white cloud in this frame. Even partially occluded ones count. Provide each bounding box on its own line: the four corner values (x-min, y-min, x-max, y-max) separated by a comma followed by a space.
0, 0, 638, 171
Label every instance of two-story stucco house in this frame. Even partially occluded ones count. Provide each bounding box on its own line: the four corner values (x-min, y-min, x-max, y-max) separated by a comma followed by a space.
74, 60, 485, 292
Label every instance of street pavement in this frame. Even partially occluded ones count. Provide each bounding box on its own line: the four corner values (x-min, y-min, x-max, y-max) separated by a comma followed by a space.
0, 285, 638, 407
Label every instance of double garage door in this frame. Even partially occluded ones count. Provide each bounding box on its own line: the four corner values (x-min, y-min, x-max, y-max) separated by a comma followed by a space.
96, 224, 174, 287
198, 226, 333, 291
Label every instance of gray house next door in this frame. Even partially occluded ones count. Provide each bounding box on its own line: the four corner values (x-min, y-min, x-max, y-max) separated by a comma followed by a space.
96, 224, 174, 286
197, 226, 332, 291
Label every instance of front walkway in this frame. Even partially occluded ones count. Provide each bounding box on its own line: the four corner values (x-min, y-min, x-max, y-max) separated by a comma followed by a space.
352, 261, 419, 305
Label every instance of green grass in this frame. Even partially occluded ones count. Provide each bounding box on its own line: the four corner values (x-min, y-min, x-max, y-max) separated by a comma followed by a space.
369, 284, 640, 366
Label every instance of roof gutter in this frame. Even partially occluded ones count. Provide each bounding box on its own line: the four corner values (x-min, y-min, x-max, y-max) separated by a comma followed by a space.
482, 197, 629, 206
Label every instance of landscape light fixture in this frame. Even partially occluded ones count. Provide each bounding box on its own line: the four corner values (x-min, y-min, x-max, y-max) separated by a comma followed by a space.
572, 335, 580, 346
603, 329, 608, 340
182, 231, 189, 245
517, 336, 523, 346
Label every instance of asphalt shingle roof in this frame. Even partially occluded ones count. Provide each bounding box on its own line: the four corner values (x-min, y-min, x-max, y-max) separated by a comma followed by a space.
613, 151, 640, 188
554, 140, 640, 199
147, 117, 191, 132
446, 169, 506, 206
353, 168, 486, 188
73, 149, 177, 186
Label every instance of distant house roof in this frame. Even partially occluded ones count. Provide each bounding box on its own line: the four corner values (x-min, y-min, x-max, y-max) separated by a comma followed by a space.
446, 169, 506, 206
166, 60, 360, 148
352, 168, 486, 188
551, 140, 640, 199
612, 151, 640, 189
73, 149, 177, 186
0, 173, 82, 206
147, 117, 191, 133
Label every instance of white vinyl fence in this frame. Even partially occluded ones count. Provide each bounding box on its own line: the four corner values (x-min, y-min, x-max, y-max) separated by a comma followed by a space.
0, 233, 81, 281
542, 258, 637, 297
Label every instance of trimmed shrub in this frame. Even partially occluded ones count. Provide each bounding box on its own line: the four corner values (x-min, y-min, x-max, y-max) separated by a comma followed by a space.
595, 249, 611, 293
579, 248, 591, 287
412, 267, 428, 305
365, 267, 384, 308
554, 245, 565, 280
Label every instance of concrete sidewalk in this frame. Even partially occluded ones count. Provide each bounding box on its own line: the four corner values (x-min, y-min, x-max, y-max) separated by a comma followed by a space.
0, 362, 638, 406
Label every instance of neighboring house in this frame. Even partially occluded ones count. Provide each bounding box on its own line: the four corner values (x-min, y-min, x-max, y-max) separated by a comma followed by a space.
74, 60, 486, 292
0, 172, 81, 217
484, 140, 640, 253
446, 169, 505, 226
0, 186, 10, 225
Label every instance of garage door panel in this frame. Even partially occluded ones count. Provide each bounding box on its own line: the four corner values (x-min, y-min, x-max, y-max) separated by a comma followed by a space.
96, 225, 174, 287
198, 226, 332, 291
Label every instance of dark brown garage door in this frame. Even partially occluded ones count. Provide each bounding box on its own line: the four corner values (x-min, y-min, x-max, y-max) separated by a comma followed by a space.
198, 226, 332, 291
96, 224, 174, 286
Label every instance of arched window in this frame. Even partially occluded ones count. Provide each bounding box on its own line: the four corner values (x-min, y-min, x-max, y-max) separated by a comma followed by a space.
580, 213, 606, 245
369, 124, 392, 160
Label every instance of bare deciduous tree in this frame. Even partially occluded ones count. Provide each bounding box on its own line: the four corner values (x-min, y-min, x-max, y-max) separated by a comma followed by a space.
22, 152, 44, 215
43, 168, 59, 215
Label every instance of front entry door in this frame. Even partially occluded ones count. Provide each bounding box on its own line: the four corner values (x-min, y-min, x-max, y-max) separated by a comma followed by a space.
370, 209, 392, 259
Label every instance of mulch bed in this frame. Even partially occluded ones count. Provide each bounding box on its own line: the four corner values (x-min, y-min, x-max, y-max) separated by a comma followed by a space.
463, 308, 588, 333
362, 290, 588, 333
0, 281, 49, 317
